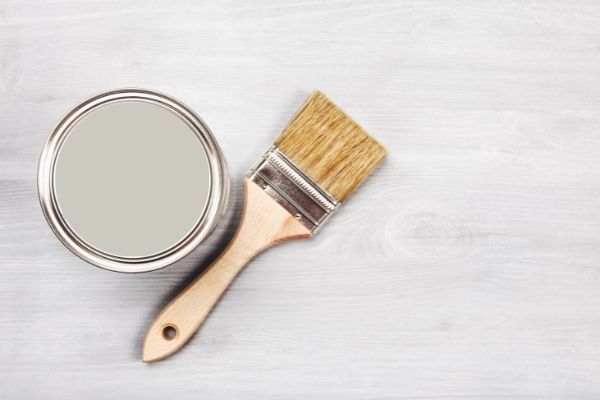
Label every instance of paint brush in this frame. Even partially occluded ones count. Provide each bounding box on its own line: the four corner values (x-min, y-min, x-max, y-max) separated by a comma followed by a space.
142, 91, 387, 362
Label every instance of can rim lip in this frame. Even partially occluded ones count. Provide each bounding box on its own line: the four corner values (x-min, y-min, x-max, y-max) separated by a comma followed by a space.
38, 88, 230, 273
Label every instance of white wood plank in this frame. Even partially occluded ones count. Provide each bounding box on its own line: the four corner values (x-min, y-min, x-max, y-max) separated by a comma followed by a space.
1, 0, 600, 398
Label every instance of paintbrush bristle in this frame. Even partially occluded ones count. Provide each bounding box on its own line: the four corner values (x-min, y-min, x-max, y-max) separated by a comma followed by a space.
274, 91, 386, 202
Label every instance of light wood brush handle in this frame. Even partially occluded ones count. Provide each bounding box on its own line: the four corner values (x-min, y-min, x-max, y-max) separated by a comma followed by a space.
142, 178, 311, 362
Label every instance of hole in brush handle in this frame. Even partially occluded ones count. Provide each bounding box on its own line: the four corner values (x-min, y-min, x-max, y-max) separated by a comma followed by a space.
161, 324, 178, 341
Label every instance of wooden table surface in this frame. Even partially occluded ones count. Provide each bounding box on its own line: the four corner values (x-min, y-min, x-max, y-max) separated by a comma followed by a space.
2, 1, 600, 398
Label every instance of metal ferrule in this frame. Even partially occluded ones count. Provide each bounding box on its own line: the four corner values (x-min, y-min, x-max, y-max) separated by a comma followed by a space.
248, 146, 339, 233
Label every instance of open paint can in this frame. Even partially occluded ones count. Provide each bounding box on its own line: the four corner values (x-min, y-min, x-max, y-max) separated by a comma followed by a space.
38, 89, 229, 273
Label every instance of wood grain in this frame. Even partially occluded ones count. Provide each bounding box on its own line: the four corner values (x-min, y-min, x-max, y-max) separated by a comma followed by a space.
1, 0, 600, 398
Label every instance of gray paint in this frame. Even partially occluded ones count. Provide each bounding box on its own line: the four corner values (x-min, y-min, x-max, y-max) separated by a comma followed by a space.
54, 101, 211, 258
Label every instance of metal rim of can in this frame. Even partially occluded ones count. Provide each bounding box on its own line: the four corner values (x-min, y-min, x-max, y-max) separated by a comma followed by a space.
38, 88, 230, 273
